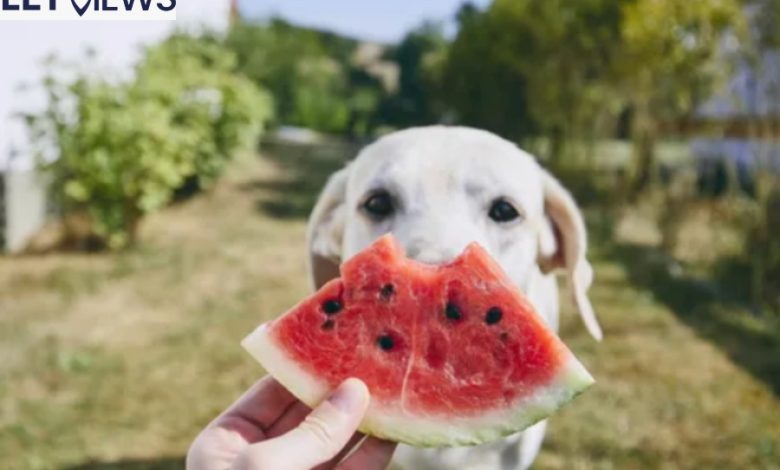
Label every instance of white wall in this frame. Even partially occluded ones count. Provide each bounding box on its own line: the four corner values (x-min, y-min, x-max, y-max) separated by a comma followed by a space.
3, 169, 49, 252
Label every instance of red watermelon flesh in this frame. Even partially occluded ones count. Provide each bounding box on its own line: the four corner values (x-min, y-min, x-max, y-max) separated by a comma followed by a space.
242, 235, 594, 446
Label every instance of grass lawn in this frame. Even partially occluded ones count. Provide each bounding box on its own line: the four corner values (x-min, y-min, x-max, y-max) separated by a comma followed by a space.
1, 149, 779, 469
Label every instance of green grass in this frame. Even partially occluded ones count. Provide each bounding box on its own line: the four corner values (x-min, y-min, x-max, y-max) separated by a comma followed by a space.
1, 150, 779, 469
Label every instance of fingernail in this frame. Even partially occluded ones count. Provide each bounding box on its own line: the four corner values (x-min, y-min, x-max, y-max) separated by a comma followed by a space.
328, 378, 368, 413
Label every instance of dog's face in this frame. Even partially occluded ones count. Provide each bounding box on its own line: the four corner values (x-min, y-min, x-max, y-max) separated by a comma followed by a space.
343, 127, 544, 290
307, 126, 602, 340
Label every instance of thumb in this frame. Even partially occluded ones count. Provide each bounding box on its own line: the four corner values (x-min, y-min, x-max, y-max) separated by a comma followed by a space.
235, 378, 370, 470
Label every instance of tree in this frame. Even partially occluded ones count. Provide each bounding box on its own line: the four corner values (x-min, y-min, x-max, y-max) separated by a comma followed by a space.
226, 19, 326, 125
752, 0, 780, 48
227, 19, 388, 136
291, 57, 351, 133
617, 0, 747, 193
442, 0, 627, 158
381, 22, 448, 128
441, 3, 536, 143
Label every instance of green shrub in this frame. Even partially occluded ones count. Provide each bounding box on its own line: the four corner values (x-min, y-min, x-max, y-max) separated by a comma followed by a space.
744, 174, 780, 315
290, 58, 350, 134
27, 33, 273, 249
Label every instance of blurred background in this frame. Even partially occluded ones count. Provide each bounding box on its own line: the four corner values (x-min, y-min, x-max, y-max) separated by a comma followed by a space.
1, 0, 779, 468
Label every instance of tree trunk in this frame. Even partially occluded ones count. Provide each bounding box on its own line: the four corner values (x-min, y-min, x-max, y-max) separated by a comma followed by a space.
124, 200, 144, 248
629, 103, 657, 199
548, 125, 565, 167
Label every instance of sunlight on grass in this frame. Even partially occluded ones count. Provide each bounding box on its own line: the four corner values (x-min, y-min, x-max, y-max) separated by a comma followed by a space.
1, 153, 778, 469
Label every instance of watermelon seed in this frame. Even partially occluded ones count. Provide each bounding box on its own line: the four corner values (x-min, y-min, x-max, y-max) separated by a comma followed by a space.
321, 319, 335, 330
445, 303, 462, 321
377, 334, 395, 351
485, 307, 503, 325
379, 284, 395, 300
500, 332, 509, 342
322, 300, 342, 315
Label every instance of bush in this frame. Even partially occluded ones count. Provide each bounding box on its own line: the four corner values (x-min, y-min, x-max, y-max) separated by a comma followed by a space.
743, 174, 780, 314
656, 168, 780, 316
225, 20, 389, 137
290, 58, 350, 134
27, 33, 273, 249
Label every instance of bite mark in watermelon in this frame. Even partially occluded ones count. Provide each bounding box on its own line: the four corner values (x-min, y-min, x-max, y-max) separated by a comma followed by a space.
242, 235, 594, 447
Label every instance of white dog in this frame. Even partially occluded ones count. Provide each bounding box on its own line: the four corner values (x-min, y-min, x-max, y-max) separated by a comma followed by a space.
306, 126, 602, 470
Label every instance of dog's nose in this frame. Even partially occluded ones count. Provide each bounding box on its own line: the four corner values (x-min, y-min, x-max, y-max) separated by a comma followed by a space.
405, 244, 461, 265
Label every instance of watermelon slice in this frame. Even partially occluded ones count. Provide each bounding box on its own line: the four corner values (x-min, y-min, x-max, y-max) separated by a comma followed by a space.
242, 235, 594, 447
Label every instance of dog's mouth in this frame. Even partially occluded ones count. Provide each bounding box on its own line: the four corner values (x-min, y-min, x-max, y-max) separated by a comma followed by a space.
397, 242, 531, 294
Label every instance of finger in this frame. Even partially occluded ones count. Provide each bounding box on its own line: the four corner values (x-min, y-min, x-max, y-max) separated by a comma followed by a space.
337, 437, 397, 470
265, 401, 311, 438
314, 433, 366, 470
235, 378, 370, 470
187, 377, 298, 470
188, 377, 304, 470
216, 376, 298, 435
267, 403, 366, 464
266, 403, 366, 469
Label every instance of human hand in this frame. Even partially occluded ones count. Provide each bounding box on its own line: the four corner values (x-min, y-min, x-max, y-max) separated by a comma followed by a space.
186, 376, 396, 470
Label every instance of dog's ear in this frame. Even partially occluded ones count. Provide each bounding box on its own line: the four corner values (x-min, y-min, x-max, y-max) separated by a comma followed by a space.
537, 170, 603, 341
306, 165, 350, 290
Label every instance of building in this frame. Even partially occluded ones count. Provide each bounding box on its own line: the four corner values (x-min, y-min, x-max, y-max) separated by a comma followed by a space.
691, 3, 780, 175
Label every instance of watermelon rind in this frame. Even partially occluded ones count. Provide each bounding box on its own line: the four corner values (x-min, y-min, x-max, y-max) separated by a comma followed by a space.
242, 322, 594, 447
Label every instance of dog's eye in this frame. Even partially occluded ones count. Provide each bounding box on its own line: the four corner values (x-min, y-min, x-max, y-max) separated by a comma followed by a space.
363, 191, 395, 219
489, 198, 520, 223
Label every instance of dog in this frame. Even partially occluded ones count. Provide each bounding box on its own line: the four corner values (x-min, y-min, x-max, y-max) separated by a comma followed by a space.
306, 126, 602, 470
